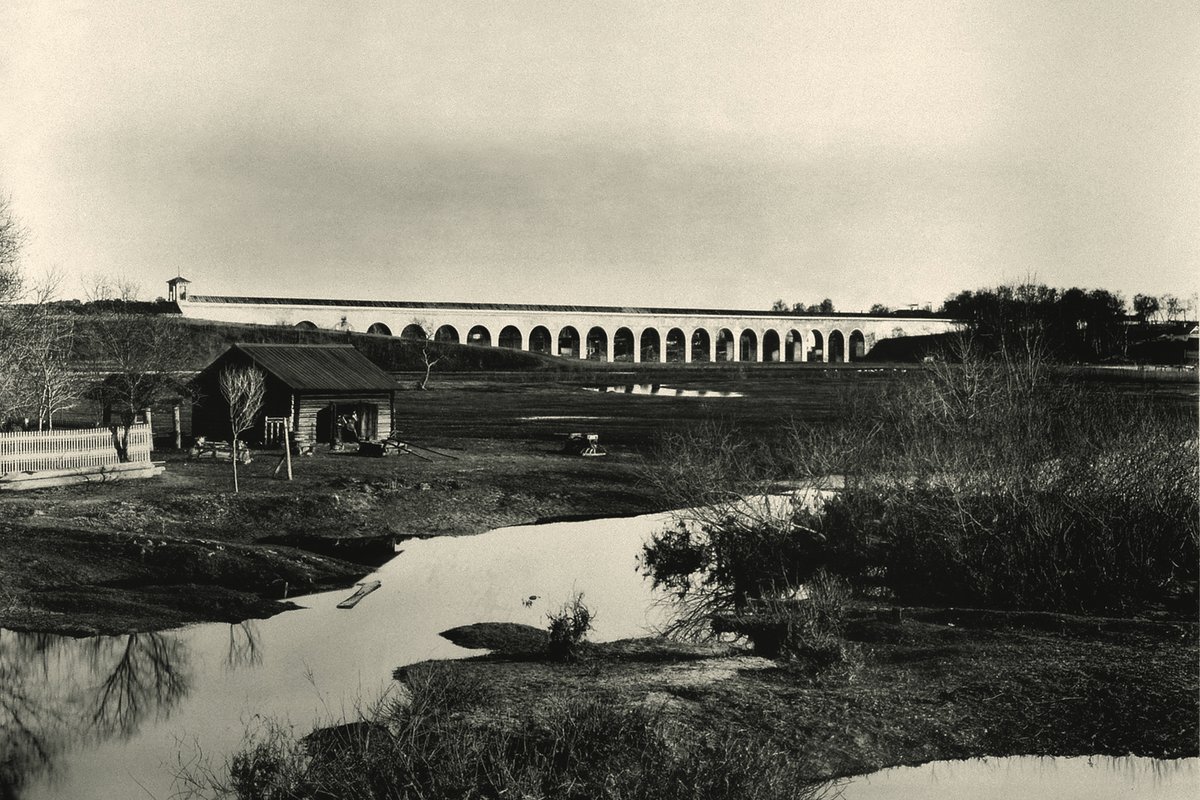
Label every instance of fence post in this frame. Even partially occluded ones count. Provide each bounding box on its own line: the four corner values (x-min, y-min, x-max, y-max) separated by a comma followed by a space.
173, 405, 182, 450
142, 408, 154, 451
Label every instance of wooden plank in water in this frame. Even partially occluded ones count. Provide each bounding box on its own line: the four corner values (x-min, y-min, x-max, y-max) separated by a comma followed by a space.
337, 580, 382, 609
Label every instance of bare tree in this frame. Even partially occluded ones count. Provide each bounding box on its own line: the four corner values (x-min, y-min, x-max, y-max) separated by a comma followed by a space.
24, 312, 78, 430
88, 315, 192, 460
1161, 294, 1183, 323
0, 207, 77, 430
0, 194, 27, 305
82, 272, 141, 303
219, 365, 265, 492
409, 318, 443, 390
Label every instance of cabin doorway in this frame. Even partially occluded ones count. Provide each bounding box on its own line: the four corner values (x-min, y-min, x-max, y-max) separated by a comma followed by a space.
315, 402, 379, 444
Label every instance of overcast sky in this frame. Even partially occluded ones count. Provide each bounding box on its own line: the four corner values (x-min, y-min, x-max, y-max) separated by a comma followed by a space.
2, 1, 1197, 310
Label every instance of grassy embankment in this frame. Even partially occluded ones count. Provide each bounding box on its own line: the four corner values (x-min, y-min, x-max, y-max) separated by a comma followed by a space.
184, 609, 1196, 799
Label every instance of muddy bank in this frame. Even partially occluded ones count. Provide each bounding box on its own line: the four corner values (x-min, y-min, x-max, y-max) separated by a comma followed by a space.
0, 523, 364, 635
0, 440, 660, 636
394, 609, 1198, 783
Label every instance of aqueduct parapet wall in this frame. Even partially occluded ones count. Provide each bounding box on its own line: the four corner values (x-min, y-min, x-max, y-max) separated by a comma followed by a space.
177, 293, 960, 364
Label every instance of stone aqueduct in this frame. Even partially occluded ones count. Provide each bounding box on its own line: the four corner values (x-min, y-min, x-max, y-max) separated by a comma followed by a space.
174, 287, 959, 364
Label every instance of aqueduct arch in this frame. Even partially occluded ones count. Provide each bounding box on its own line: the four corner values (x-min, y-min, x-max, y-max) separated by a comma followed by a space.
809, 330, 824, 362
400, 323, 426, 340
762, 330, 781, 362
558, 326, 580, 358
665, 328, 687, 363
639, 328, 661, 363
498, 325, 523, 350
716, 328, 734, 362
691, 329, 712, 362
828, 329, 846, 363
467, 325, 492, 346
739, 329, 758, 362
528, 325, 552, 354
849, 329, 866, 360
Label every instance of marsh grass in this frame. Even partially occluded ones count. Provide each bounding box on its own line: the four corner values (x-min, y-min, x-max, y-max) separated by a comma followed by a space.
180, 664, 829, 800
644, 335, 1199, 626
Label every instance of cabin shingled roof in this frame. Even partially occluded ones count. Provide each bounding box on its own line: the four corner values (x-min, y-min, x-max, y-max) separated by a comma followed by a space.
226, 343, 397, 392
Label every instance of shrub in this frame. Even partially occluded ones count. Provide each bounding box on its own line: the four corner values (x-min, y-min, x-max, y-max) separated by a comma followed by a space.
712, 570, 852, 662
546, 592, 594, 661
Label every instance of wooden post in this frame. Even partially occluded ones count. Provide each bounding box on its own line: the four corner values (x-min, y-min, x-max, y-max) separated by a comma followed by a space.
172, 405, 182, 450
142, 408, 154, 451
284, 416, 293, 480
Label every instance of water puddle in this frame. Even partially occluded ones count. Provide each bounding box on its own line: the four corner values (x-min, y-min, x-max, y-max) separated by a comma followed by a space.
583, 384, 744, 397
837, 755, 1198, 799
0, 513, 676, 800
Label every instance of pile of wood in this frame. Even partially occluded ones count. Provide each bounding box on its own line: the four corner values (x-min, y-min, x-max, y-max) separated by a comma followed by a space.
0, 461, 166, 491
561, 432, 606, 457
189, 438, 253, 464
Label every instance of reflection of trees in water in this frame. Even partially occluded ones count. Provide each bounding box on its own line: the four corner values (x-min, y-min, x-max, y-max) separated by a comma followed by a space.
0, 632, 73, 799
0, 630, 192, 798
86, 633, 191, 739
225, 621, 262, 672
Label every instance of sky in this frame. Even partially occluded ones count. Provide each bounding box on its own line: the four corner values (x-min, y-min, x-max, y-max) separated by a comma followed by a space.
1, 1, 1197, 311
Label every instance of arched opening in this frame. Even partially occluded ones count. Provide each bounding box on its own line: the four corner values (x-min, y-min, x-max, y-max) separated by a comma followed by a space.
467, 325, 492, 347
691, 329, 712, 362
434, 325, 459, 344
367, 322, 392, 336
639, 328, 662, 363
665, 328, 687, 363
613, 327, 635, 361
498, 325, 523, 350
715, 328, 735, 362
294, 320, 318, 330
528, 325, 552, 354
849, 329, 867, 361
586, 326, 608, 360
762, 330, 781, 362
828, 329, 846, 363
400, 323, 426, 340
739, 329, 758, 362
809, 330, 824, 362
785, 329, 804, 362
557, 326, 580, 358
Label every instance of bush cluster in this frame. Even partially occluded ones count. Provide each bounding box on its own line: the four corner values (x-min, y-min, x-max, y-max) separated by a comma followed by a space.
643, 338, 1198, 620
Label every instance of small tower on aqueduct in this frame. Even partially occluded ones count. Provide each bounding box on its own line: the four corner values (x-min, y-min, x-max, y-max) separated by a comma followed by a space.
167, 276, 191, 302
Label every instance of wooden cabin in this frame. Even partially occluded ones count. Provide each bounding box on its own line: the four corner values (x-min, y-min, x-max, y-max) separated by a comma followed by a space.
191, 344, 397, 445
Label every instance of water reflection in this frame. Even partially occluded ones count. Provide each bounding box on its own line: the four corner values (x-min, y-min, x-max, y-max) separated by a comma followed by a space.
0, 514, 671, 800
584, 384, 744, 397
0, 626, 234, 798
838, 755, 1198, 799
224, 621, 262, 672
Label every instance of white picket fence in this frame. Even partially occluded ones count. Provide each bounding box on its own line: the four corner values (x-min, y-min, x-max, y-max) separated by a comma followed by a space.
0, 424, 153, 475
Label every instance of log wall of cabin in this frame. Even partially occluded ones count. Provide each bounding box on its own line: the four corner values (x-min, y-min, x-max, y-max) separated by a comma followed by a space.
293, 393, 393, 443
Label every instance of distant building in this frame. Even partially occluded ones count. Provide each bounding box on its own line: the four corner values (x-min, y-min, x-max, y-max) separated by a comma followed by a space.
167, 276, 191, 302
191, 343, 397, 445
